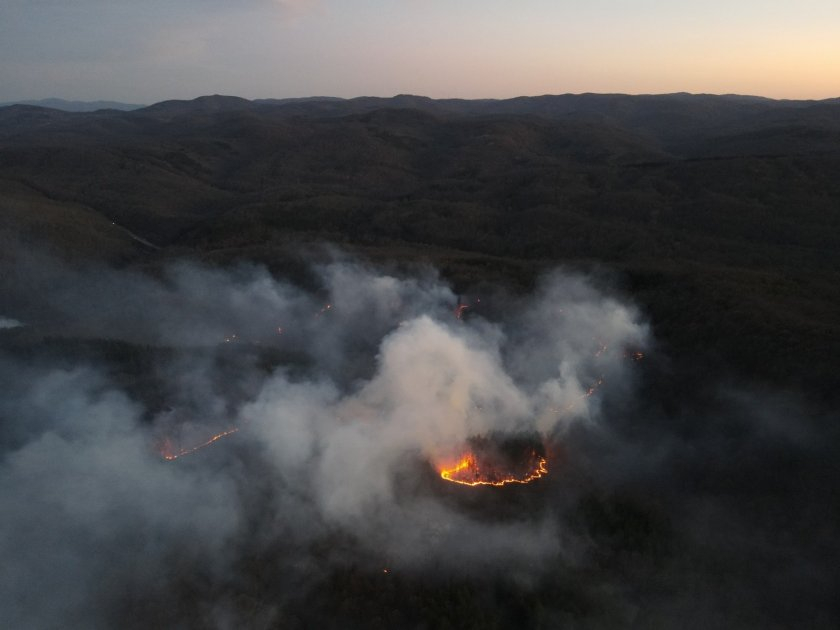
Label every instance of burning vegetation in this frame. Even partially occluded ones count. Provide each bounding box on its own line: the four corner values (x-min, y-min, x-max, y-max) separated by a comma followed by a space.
158, 428, 240, 461
438, 434, 548, 487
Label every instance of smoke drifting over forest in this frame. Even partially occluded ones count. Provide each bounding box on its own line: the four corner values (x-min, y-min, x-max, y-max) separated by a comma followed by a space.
0, 250, 836, 628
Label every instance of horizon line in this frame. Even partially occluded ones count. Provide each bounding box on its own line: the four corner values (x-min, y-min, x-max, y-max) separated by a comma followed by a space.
3, 90, 840, 110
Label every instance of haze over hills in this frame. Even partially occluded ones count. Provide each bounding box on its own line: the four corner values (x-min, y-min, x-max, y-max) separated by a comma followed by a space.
1, 92, 839, 629
2, 92, 839, 394
5, 91, 838, 112
0, 97, 146, 112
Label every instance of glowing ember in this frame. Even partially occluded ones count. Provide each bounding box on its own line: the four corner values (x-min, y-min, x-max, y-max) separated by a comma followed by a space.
550, 375, 605, 417
594, 337, 608, 357
585, 377, 604, 396
439, 435, 548, 486
159, 428, 239, 461
440, 453, 548, 486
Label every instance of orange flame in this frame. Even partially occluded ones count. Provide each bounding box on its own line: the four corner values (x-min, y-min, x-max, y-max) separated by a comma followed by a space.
159, 428, 239, 461
440, 452, 548, 487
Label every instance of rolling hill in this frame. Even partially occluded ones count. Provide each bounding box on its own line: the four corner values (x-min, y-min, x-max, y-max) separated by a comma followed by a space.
1, 93, 839, 395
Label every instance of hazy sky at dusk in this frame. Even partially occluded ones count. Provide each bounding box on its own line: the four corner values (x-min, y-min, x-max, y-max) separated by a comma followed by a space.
1, 0, 838, 103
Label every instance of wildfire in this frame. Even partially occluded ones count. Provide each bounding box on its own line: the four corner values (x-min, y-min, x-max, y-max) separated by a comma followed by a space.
585, 376, 604, 396
594, 337, 608, 357
156, 295, 644, 464
159, 428, 239, 461
439, 450, 548, 487
548, 375, 605, 417
454, 296, 479, 320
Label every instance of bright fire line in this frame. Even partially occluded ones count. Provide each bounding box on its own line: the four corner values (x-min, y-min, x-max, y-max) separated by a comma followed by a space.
439, 454, 548, 486
161, 428, 239, 461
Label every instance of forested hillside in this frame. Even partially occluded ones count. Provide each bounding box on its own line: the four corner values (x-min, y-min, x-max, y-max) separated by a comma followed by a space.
2, 93, 839, 395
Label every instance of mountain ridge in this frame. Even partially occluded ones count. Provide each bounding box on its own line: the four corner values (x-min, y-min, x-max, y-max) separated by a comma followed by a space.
1, 91, 839, 396
0, 98, 146, 112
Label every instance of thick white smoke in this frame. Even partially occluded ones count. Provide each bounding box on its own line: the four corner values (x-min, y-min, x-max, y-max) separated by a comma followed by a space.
0, 255, 649, 627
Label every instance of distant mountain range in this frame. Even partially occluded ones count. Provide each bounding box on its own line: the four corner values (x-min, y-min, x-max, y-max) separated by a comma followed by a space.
4, 92, 840, 158
0, 98, 146, 112
3, 92, 838, 115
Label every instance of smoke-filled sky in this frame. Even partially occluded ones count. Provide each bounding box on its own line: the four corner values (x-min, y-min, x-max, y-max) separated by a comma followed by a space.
1, 0, 838, 103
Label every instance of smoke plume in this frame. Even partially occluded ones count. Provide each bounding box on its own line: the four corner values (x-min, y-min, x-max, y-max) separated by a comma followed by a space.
0, 250, 836, 628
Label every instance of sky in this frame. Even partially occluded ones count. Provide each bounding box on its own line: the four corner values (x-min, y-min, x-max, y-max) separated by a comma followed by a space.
1, 0, 839, 103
